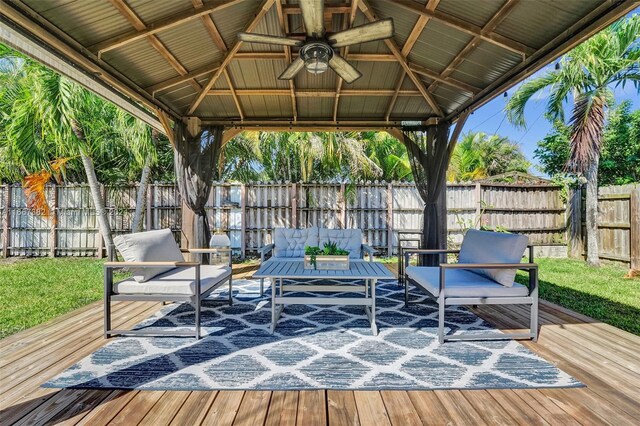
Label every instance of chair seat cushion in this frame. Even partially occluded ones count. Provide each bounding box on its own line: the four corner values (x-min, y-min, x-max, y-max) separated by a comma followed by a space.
114, 265, 231, 296
406, 266, 529, 298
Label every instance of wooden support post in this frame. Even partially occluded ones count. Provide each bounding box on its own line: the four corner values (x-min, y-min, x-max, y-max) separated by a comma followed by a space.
567, 187, 583, 259
146, 183, 153, 231
240, 183, 246, 259
387, 183, 394, 257
2, 185, 11, 258
339, 183, 346, 228
475, 182, 482, 229
49, 183, 57, 257
630, 188, 640, 270
291, 183, 298, 229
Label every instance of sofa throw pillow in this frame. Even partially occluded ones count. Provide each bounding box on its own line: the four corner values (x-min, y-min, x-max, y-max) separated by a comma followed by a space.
318, 228, 362, 259
273, 227, 319, 258
458, 229, 529, 287
113, 228, 184, 283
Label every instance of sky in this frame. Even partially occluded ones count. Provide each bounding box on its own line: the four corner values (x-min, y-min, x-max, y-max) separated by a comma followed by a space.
463, 11, 639, 176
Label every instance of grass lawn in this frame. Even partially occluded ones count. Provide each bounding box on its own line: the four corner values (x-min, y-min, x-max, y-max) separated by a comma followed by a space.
0, 257, 638, 338
516, 258, 640, 335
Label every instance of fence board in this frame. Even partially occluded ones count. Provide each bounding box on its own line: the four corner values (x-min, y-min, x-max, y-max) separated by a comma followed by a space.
0, 181, 574, 258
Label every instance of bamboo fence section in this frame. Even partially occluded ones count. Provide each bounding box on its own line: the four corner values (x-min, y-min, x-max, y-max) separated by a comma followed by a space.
0, 181, 578, 260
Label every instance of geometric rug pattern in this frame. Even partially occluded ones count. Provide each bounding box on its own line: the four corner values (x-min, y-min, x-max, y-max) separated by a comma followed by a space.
44, 279, 583, 391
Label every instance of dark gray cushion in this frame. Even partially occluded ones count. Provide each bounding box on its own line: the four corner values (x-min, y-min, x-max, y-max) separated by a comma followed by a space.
458, 229, 529, 287
113, 229, 184, 283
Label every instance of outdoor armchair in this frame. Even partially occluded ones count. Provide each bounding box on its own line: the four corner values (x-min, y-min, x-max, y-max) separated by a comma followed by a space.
404, 229, 538, 344
104, 229, 232, 340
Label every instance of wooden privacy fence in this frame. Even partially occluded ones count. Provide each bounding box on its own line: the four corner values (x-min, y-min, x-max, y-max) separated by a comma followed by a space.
1, 181, 567, 258
568, 184, 640, 269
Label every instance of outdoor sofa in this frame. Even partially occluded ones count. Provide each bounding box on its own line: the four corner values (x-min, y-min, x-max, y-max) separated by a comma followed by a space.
404, 229, 538, 343
258, 227, 376, 295
104, 228, 232, 339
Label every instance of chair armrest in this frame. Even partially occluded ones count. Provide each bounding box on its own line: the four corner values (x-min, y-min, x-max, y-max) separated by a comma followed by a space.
361, 244, 375, 261
186, 248, 231, 253
259, 244, 275, 263
403, 249, 460, 268
104, 261, 200, 269
440, 262, 537, 271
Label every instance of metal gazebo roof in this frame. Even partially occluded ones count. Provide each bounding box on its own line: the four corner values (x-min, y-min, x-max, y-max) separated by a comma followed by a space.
1, 0, 636, 135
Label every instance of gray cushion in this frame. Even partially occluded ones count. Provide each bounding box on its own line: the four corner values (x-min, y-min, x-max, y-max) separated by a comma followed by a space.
113, 229, 184, 283
318, 228, 362, 259
114, 265, 231, 295
406, 266, 529, 298
273, 227, 319, 258
458, 229, 529, 287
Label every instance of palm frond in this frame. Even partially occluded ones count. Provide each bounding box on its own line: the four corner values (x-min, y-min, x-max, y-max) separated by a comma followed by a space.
566, 93, 606, 173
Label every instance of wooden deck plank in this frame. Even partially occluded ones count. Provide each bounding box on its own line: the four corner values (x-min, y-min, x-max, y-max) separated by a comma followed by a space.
202, 391, 245, 425
327, 391, 359, 426
266, 391, 299, 426
233, 390, 271, 425
0, 264, 639, 425
138, 390, 191, 426
297, 390, 326, 426
379, 391, 421, 426
353, 391, 390, 426
169, 391, 218, 426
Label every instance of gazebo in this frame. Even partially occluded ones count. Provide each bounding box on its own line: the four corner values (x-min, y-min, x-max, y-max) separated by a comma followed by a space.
0, 0, 634, 250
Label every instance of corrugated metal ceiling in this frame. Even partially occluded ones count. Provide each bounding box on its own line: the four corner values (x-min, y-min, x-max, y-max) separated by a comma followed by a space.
10, 0, 623, 124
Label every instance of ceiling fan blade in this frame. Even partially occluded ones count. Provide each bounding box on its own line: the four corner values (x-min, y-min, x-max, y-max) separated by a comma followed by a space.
278, 57, 305, 80
238, 33, 303, 47
299, 0, 324, 38
328, 18, 394, 48
329, 54, 362, 84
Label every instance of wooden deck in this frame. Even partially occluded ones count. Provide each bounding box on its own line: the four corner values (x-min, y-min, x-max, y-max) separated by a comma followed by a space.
1, 263, 639, 425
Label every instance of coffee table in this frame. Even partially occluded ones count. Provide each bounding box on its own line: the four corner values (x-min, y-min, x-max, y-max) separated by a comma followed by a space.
253, 259, 393, 335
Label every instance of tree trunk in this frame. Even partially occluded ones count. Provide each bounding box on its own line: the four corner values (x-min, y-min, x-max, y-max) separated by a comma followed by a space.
79, 147, 115, 260
584, 157, 600, 266
131, 156, 151, 233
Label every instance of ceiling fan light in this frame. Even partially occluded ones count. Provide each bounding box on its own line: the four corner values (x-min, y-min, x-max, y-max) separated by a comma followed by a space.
301, 43, 332, 75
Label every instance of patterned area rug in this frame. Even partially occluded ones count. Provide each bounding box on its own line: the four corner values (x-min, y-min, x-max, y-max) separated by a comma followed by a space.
44, 279, 582, 391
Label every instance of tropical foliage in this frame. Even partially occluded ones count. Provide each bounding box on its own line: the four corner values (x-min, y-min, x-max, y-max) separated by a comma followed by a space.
505, 15, 640, 266
447, 132, 530, 182
536, 102, 640, 186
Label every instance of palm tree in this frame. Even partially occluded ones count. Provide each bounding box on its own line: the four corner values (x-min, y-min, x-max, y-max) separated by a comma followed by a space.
0, 46, 158, 258
448, 132, 530, 182
505, 15, 640, 266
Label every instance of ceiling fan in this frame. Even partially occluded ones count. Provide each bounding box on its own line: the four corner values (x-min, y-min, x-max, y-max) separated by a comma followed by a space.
237, 1, 394, 84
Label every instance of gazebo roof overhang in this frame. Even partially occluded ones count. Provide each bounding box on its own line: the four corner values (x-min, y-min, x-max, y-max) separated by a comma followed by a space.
1, 0, 636, 139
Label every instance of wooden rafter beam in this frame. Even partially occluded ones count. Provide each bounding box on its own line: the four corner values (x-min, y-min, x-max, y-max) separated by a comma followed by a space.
91, 0, 243, 54
223, 69, 244, 119
385, 0, 535, 56
387, 0, 439, 121
192, 0, 228, 52
188, 0, 275, 115
358, 0, 444, 117
275, 0, 297, 121
333, 0, 360, 122
428, 0, 519, 93
207, 89, 423, 97
409, 62, 480, 94
154, 108, 176, 148
107, 0, 201, 92
282, 4, 351, 15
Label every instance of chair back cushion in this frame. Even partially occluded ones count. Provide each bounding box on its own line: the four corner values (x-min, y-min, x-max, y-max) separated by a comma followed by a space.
273, 227, 319, 258
318, 228, 362, 259
458, 229, 529, 287
113, 228, 184, 283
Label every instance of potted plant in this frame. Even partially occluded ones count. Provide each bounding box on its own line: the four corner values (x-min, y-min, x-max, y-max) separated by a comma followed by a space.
304, 241, 350, 270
